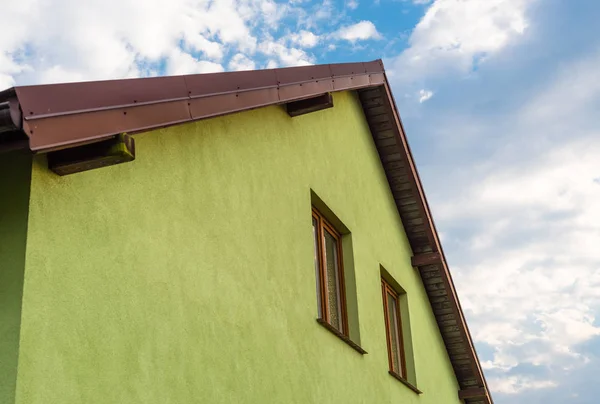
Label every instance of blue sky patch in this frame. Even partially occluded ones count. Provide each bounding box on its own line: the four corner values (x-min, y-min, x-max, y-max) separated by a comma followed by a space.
1, 1, 600, 403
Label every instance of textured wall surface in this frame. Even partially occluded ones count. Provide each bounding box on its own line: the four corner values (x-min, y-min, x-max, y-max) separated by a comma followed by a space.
16, 91, 461, 404
0, 151, 31, 404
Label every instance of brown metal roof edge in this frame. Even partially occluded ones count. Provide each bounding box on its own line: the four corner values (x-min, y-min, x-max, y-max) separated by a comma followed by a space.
1, 61, 385, 152
380, 70, 493, 403
0, 60, 492, 401
0, 89, 22, 134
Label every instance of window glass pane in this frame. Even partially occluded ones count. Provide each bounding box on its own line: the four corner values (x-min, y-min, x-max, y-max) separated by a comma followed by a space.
387, 292, 402, 374
324, 229, 342, 331
313, 217, 322, 318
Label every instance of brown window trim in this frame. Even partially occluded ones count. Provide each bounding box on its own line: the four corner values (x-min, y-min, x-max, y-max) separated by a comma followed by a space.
316, 319, 367, 355
388, 370, 422, 394
382, 278, 408, 378
312, 207, 349, 336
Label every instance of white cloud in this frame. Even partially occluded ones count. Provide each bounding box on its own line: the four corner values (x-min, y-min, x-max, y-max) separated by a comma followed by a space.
418, 89, 434, 102
414, 0, 529, 58
258, 37, 314, 67
489, 376, 558, 395
1, 0, 389, 88
313, 0, 335, 22
183, 35, 225, 62
449, 140, 600, 369
297, 0, 338, 29
228, 53, 256, 71
346, 0, 359, 9
388, 0, 535, 84
0, 0, 290, 88
427, 51, 600, 390
288, 30, 320, 48
334, 21, 382, 42
166, 49, 224, 76
265, 59, 279, 69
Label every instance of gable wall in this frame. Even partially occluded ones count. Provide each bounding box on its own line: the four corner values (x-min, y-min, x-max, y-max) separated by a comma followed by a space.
0, 151, 32, 404
16, 91, 461, 404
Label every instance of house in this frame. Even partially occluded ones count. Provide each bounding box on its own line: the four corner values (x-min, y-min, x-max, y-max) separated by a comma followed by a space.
0, 61, 493, 404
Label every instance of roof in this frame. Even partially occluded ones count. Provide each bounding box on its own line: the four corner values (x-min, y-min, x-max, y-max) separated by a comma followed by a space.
0, 60, 492, 403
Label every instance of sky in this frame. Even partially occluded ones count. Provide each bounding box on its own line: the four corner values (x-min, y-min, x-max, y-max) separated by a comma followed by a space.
2, 0, 600, 403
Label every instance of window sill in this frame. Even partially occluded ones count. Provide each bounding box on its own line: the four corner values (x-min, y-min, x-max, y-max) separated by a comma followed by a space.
316, 318, 367, 355
388, 371, 422, 394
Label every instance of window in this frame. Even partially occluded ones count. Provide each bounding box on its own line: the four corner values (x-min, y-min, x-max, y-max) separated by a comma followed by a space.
312, 207, 348, 335
382, 278, 407, 379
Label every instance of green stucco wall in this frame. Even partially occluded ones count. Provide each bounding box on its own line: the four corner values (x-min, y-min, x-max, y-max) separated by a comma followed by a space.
15, 91, 461, 404
0, 151, 31, 404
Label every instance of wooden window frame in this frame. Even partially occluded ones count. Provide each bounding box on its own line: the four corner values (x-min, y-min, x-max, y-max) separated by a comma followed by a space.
382, 278, 408, 379
312, 207, 349, 336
